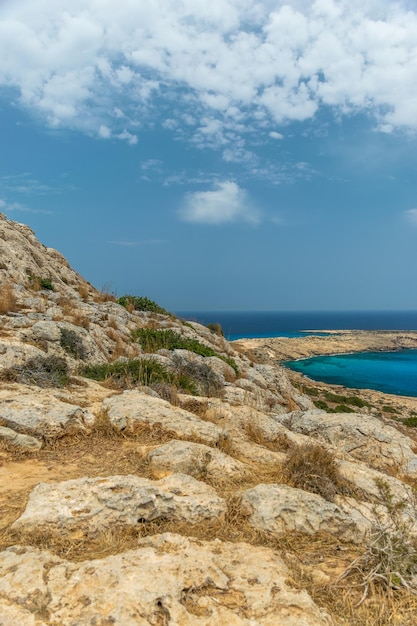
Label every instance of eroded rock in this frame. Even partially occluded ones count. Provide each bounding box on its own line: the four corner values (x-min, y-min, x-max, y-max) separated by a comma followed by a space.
0, 535, 332, 625
12, 474, 226, 538
103, 391, 223, 445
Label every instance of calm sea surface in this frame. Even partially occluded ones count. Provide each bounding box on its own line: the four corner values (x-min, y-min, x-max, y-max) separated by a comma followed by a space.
176, 311, 417, 397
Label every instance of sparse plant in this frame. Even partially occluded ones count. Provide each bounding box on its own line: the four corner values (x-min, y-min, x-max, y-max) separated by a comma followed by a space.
0, 355, 70, 387
283, 443, 355, 501
172, 353, 223, 397
28, 274, 54, 291
206, 323, 224, 336
0, 282, 18, 314
60, 327, 87, 360
78, 284, 90, 301
337, 480, 417, 605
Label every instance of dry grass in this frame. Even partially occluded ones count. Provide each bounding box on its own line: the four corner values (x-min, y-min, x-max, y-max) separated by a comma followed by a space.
77, 283, 90, 301
71, 311, 90, 329
283, 443, 360, 502
245, 420, 292, 453
0, 282, 18, 314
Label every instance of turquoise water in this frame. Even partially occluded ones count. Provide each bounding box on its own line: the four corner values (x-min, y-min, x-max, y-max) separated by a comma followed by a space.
284, 350, 417, 398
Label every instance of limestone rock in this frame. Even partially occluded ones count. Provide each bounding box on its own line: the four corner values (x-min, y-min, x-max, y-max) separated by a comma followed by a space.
0, 392, 95, 439
147, 439, 248, 481
0, 426, 42, 450
240, 484, 360, 541
282, 410, 417, 475
0, 535, 332, 625
103, 390, 223, 445
254, 364, 314, 410
12, 474, 226, 538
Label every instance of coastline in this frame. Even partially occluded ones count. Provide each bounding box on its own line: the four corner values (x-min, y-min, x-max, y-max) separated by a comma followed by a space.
233, 330, 417, 421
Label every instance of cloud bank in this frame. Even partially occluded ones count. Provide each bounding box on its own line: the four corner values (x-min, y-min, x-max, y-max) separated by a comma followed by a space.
180, 181, 258, 224
1, 0, 417, 146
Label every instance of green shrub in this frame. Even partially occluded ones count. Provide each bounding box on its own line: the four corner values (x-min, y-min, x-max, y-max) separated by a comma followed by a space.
0, 356, 69, 387
332, 404, 356, 413
118, 295, 170, 315
402, 417, 417, 428
132, 328, 239, 375
28, 274, 54, 291
81, 357, 197, 394
172, 353, 223, 397
314, 400, 329, 411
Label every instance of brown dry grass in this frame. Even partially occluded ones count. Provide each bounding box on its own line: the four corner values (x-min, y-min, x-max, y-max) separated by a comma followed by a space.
77, 283, 90, 301
0, 282, 18, 314
245, 420, 292, 453
283, 443, 361, 502
71, 311, 90, 329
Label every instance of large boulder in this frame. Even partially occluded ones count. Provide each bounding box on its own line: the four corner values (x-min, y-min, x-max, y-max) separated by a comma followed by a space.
0, 388, 95, 438
12, 474, 226, 539
146, 439, 248, 481
103, 391, 223, 445
281, 410, 417, 476
0, 535, 332, 625
240, 484, 363, 541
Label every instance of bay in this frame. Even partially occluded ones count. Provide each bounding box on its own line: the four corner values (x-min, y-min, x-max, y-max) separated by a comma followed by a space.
284, 350, 417, 398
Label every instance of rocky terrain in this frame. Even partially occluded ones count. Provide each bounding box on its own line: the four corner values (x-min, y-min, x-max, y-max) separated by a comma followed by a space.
0, 212, 417, 625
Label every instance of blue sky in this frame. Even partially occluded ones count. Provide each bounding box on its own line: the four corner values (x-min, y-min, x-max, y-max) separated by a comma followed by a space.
1, 0, 417, 311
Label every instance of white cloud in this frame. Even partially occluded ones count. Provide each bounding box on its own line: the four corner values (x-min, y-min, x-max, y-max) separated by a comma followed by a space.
1, 0, 417, 146
406, 208, 417, 224
0, 197, 52, 214
98, 125, 111, 139
179, 181, 258, 225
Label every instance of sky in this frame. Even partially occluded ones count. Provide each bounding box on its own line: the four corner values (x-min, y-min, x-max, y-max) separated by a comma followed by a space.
0, 0, 417, 312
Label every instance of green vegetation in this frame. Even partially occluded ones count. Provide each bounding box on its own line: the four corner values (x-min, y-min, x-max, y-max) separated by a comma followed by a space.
118, 295, 170, 315
402, 416, 417, 428
314, 399, 329, 411
332, 404, 356, 413
28, 274, 54, 291
382, 405, 398, 414
81, 357, 197, 394
323, 391, 371, 408
132, 327, 239, 374
0, 356, 70, 387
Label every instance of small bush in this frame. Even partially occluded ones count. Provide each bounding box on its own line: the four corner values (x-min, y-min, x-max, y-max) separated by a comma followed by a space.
314, 399, 329, 411
81, 357, 197, 395
206, 323, 224, 337
0, 355, 70, 387
338, 481, 417, 603
402, 417, 417, 428
132, 328, 239, 375
382, 405, 398, 414
28, 274, 54, 291
283, 443, 353, 502
60, 328, 88, 360
172, 353, 223, 398
332, 404, 356, 413
118, 295, 170, 315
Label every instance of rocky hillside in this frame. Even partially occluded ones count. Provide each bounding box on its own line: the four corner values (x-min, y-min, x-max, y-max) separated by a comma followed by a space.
0, 213, 417, 625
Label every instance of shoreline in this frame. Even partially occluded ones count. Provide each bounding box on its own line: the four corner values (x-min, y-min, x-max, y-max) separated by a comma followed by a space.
233, 330, 417, 419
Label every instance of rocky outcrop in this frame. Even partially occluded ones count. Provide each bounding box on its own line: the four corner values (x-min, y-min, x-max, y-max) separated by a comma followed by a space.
146, 439, 249, 481
0, 387, 95, 438
280, 410, 417, 476
240, 484, 363, 541
0, 535, 332, 625
12, 474, 226, 539
103, 391, 224, 445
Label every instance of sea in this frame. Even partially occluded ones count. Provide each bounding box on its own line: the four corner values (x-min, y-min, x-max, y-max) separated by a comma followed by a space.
176, 310, 417, 398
